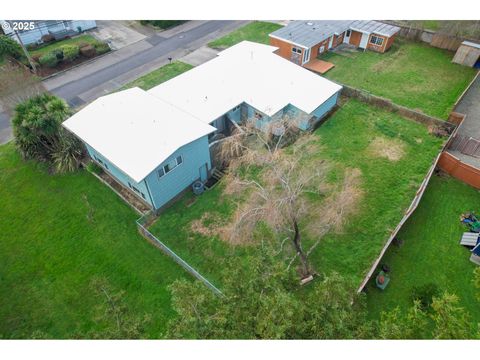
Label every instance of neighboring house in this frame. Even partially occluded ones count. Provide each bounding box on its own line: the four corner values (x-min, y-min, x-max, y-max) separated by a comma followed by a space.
269, 20, 401, 66
63, 41, 342, 211
0, 20, 96, 45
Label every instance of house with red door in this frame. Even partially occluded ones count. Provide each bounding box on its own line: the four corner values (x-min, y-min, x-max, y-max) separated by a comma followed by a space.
269, 20, 401, 67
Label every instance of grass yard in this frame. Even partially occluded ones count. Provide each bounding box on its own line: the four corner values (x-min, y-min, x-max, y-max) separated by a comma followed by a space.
149, 99, 444, 287
0, 143, 186, 338
29, 35, 103, 58
367, 175, 480, 323
121, 61, 193, 91
208, 21, 282, 49
322, 39, 477, 119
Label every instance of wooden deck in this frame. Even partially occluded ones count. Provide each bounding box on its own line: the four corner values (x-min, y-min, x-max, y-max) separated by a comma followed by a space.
304, 59, 335, 74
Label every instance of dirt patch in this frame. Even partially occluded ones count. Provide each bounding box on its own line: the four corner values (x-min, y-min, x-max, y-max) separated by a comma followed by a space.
368, 137, 406, 161
190, 212, 225, 238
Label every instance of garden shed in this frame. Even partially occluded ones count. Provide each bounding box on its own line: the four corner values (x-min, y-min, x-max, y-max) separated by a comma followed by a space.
453, 41, 480, 68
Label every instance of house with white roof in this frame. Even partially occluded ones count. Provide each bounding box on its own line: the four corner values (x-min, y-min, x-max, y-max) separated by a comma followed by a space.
63, 41, 342, 211
269, 20, 401, 66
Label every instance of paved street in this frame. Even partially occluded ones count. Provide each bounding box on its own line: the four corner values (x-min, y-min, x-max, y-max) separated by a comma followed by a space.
0, 20, 248, 144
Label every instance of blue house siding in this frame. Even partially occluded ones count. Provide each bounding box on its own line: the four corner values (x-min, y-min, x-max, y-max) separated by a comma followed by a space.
84, 144, 153, 206
5, 20, 96, 45
143, 136, 211, 209
311, 91, 340, 120
85, 135, 211, 211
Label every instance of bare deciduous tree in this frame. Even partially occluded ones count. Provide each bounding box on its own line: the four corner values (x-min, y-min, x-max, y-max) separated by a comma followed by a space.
219, 116, 363, 279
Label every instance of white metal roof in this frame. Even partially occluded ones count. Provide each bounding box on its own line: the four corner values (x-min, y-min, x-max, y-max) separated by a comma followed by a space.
462, 41, 480, 49
63, 87, 215, 183
148, 41, 342, 124
349, 20, 400, 37
269, 20, 355, 48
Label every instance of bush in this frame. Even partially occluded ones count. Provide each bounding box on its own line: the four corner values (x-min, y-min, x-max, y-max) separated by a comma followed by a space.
0, 35, 22, 59
411, 283, 440, 310
53, 48, 64, 60
38, 52, 59, 68
94, 42, 110, 55
61, 44, 80, 62
80, 44, 96, 58
86, 161, 103, 175
139, 20, 186, 29
41, 34, 55, 43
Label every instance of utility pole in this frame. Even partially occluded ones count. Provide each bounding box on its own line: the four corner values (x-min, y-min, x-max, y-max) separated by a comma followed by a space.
13, 28, 37, 74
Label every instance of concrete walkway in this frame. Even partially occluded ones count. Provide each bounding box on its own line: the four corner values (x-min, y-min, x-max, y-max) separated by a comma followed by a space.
447, 73, 480, 167
0, 20, 249, 144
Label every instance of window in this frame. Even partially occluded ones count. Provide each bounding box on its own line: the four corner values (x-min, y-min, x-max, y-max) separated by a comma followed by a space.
128, 182, 146, 199
94, 155, 108, 170
318, 46, 325, 55
254, 111, 263, 119
346, 30, 351, 37
292, 47, 302, 54
370, 35, 384, 46
302, 48, 310, 63
232, 105, 240, 112
158, 155, 183, 179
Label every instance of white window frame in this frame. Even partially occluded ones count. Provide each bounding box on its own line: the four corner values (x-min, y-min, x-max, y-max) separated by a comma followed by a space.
158, 155, 183, 179
318, 45, 325, 55
302, 48, 311, 64
370, 35, 384, 46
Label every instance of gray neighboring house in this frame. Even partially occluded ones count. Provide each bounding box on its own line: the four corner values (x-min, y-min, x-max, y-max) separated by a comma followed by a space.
0, 20, 97, 45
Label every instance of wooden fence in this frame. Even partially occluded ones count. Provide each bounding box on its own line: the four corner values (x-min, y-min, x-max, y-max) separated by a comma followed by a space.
382, 21, 477, 51
438, 152, 480, 189
341, 85, 456, 132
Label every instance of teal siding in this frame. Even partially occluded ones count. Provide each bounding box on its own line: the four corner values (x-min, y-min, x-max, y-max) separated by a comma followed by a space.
311, 92, 340, 120
143, 136, 211, 209
85, 135, 211, 210
85, 144, 152, 206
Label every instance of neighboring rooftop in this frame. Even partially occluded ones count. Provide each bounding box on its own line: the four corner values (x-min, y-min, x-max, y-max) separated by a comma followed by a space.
269, 20, 353, 48
270, 20, 400, 47
62, 87, 215, 182
349, 20, 400, 37
148, 40, 342, 123
462, 40, 480, 49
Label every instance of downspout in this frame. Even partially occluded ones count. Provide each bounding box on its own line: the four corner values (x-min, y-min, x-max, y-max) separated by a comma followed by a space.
143, 179, 156, 210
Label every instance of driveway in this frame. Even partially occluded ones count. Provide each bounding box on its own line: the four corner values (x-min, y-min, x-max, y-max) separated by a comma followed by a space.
88, 20, 146, 50
447, 73, 480, 166
0, 20, 249, 144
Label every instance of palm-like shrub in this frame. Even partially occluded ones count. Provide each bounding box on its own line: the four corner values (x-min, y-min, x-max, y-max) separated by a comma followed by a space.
12, 94, 83, 172
51, 131, 83, 173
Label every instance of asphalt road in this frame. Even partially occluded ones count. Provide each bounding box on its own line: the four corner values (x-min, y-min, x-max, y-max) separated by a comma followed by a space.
0, 20, 246, 144
50, 20, 241, 105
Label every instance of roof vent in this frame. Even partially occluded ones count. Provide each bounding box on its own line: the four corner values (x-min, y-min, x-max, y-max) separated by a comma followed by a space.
306, 22, 313, 26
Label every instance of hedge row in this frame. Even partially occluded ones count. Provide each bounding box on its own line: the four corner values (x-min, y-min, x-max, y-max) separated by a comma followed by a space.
36, 42, 109, 68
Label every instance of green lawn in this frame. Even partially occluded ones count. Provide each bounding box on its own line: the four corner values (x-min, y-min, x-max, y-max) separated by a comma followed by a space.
208, 21, 282, 49
367, 175, 480, 322
0, 143, 186, 338
29, 35, 103, 58
322, 39, 477, 119
149, 99, 443, 287
121, 61, 193, 91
